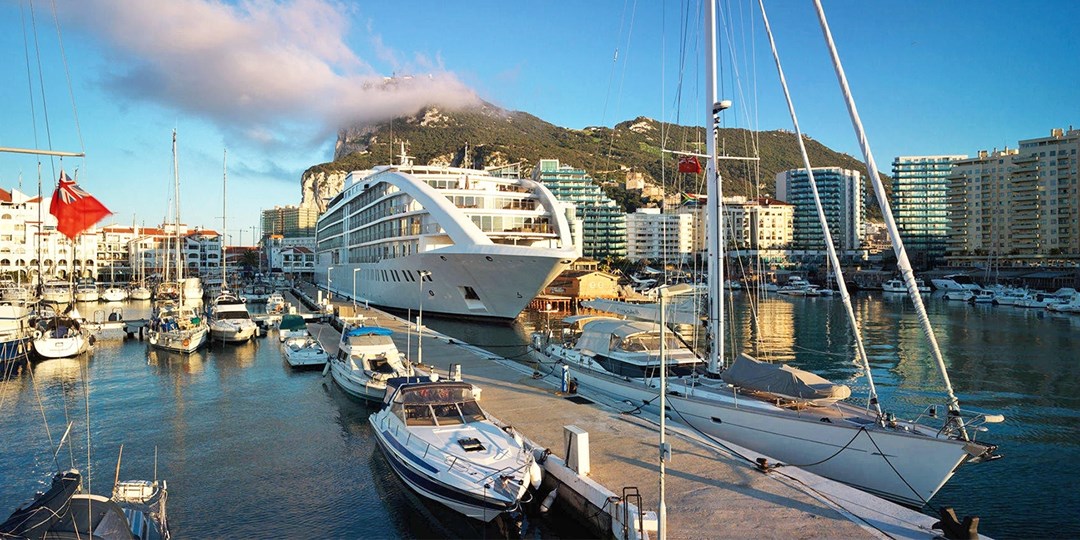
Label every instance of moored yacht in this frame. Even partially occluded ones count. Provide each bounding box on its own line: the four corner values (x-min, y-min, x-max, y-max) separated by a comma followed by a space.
328, 325, 414, 402
315, 146, 577, 320
931, 273, 981, 291
369, 375, 540, 522
207, 290, 257, 343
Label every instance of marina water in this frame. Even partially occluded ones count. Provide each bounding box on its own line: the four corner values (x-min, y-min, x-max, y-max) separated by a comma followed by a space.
1, 293, 1077, 538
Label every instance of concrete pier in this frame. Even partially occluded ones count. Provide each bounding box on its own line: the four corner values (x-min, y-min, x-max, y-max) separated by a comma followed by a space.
287, 283, 948, 539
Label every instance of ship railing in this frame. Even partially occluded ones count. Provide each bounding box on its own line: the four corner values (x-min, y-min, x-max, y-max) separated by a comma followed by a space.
383, 415, 528, 478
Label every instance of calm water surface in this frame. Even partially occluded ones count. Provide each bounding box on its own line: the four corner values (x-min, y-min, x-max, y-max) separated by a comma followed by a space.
2, 293, 1077, 538
0, 301, 579, 539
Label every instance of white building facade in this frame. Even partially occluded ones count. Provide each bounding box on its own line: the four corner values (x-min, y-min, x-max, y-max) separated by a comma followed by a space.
625, 208, 695, 263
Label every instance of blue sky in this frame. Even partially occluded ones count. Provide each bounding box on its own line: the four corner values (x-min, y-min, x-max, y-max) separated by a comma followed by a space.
1, 0, 1076, 242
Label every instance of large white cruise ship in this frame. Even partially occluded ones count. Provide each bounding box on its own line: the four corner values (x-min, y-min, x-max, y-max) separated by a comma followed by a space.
315, 148, 577, 320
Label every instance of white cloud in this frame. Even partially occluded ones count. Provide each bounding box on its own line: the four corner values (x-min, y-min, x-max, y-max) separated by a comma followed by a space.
61, 0, 478, 149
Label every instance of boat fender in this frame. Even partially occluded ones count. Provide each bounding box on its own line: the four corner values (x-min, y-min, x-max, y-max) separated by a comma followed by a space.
529, 460, 542, 490
33, 330, 42, 339
539, 487, 557, 514
322, 362, 331, 377
88, 335, 96, 345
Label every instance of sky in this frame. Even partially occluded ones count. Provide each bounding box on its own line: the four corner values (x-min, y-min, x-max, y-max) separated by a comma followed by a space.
0, 0, 1076, 243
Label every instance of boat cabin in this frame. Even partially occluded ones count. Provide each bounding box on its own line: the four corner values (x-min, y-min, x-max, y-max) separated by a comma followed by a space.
385, 381, 485, 428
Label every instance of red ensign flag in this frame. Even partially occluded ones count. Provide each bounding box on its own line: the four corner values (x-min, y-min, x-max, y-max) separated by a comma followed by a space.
677, 155, 702, 174
49, 171, 112, 240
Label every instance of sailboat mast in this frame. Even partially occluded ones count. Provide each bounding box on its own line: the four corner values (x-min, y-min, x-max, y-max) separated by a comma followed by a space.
811, 1, 964, 424
704, 0, 723, 374
222, 149, 228, 291
172, 130, 182, 284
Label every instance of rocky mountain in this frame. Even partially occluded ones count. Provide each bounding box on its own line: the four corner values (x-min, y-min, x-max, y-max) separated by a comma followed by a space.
300, 102, 889, 214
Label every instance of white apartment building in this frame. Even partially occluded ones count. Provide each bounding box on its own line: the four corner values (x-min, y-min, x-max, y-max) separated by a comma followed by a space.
264, 235, 317, 277
625, 208, 695, 263
676, 196, 794, 265
946, 128, 1080, 264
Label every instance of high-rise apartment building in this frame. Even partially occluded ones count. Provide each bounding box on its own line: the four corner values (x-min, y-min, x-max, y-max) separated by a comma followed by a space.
891, 155, 964, 266
261, 205, 320, 238
625, 208, 694, 263
532, 159, 626, 260
775, 167, 864, 253
946, 128, 1080, 263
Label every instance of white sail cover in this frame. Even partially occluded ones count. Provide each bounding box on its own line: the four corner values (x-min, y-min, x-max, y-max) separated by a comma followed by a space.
721, 354, 851, 405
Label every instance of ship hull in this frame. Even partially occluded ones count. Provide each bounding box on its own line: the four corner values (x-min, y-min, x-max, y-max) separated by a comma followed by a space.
330, 247, 572, 320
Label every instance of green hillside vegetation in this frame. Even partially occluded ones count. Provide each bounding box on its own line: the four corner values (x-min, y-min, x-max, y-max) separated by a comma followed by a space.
305, 103, 890, 216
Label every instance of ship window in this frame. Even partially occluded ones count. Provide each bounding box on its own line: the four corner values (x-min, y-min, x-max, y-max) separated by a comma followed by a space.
463, 286, 480, 300
404, 405, 436, 426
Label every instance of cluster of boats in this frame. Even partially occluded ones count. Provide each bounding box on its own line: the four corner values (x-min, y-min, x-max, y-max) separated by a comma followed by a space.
936, 283, 1080, 312
274, 311, 543, 524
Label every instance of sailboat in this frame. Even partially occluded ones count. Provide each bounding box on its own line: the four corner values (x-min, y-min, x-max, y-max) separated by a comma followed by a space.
148, 131, 209, 354
207, 149, 257, 343
535, 1, 1002, 508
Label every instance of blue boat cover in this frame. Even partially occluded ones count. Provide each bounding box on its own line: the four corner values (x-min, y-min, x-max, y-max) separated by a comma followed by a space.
345, 326, 393, 337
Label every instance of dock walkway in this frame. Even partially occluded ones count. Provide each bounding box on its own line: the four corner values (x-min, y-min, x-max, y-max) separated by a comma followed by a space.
286, 283, 945, 539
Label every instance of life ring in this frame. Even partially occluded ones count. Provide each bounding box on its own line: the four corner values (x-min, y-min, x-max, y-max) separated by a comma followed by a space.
33, 330, 43, 339
182, 338, 191, 347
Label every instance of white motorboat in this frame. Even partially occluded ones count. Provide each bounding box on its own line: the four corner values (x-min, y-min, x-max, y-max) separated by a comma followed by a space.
942, 290, 974, 302
74, 280, 99, 302
242, 281, 272, 304
315, 144, 577, 320
207, 291, 257, 343
1047, 292, 1080, 313
266, 292, 287, 314
0, 304, 33, 366
776, 276, 810, 295
369, 376, 540, 522
882, 278, 929, 294
536, 0, 1002, 509
327, 325, 414, 402
32, 309, 92, 359
931, 273, 981, 291
40, 280, 73, 304
283, 335, 329, 368
148, 301, 208, 354
971, 289, 996, 303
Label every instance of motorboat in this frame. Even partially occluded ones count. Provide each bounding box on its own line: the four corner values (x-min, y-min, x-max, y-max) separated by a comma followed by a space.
148, 301, 208, 354
0, 304, 34, 366
931, 273, 981, 291
283, 335, 329, 368
369, 375, 540, 522
328, 325, 415, 402
74, 280, 99, 302
277, 314, 308, 342
207, 291, 257, 343
315, 144, 577, 320
776, 276, 810, 295
971, 289, 996, 304
942, 290, 974, 302
882, 278, 929, 294
266, 292, 287, 314
40, 280, 74, 304
0, 469, 170, 540
242, 281, 272, 304
32, 308, 92, 359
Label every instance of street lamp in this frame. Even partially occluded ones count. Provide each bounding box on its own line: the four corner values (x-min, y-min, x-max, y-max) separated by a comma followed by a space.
416, 270, 431, 365
352, 268, 361, 313
327, 265, 334, 305
656, 282, 694, 540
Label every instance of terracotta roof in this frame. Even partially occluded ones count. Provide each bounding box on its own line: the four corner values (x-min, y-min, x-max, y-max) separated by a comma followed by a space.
0, 188, 11, 203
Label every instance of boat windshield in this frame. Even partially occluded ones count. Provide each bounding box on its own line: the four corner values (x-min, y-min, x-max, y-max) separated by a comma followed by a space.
615, 332, 684, 353
397, 384, 484, 427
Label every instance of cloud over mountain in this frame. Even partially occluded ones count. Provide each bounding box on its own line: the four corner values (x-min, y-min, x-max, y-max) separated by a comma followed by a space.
61, 0, 478, 149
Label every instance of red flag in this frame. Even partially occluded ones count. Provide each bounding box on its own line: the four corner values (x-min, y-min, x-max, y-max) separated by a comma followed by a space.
49, 170, 112, 240
677, 155, 702, 174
